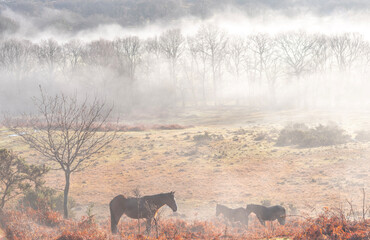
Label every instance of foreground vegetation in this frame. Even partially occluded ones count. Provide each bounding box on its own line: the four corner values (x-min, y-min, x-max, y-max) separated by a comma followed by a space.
0, 205, 369, 240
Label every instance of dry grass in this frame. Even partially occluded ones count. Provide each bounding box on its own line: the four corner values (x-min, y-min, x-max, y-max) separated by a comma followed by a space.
0, 109, 369, 225
1, 125, 369, 222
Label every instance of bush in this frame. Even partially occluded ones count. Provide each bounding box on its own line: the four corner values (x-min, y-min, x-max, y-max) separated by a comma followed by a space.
19, 187, 76, 216
294, 208, 370, 240
276, 123, 350, 148
0, 149, 49, 209
260, 199, 271, 207
355, 130, 370, 142
254, 132, 267, 141
193, 132, 224, 145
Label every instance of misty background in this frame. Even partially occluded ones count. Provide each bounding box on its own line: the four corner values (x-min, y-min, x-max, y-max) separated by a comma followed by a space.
1, 0, 370, 116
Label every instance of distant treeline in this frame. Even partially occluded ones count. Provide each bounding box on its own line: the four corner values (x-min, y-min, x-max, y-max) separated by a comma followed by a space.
1, 27, 370, 112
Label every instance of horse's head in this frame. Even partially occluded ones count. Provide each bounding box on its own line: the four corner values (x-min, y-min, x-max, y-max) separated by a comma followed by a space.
241, 209, 249, 227
165, 191, 177, 212
246, 204, 253, 215
278, 216, 286, 225
236, 208, 249, 227
278, 212, 286, 225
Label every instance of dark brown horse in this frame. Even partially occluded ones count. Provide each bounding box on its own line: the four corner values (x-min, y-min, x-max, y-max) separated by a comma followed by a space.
246, 204, 286, 226
109, 191, 177, 234
216, 204, 249, 226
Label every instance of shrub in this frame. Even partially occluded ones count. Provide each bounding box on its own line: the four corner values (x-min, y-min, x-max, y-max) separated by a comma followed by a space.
19, 187, 76, 216
294, 208, 370, 240
355, 130, 370, 142
260, 199, 271, 207
193, 132, 224, 145
254, 132, 266, 141
276, 123, 350, 148
0, 149, 49, 209
193, 131, 213, 142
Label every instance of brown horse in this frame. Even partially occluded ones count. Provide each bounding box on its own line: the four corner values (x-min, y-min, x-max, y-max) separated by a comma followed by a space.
216, 204, 249, 226
246, 204, 286, 226
109, 191, 177, 234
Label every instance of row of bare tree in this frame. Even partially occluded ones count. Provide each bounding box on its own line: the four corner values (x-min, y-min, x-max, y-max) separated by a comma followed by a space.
1, 25, 370, 110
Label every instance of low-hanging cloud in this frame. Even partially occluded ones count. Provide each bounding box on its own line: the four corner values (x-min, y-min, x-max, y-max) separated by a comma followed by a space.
1, 1, 370, 117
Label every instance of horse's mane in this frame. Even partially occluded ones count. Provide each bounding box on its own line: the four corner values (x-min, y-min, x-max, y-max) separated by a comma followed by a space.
247, 204, 284, 210
126, 192, 173, 199
144, 192, 173, 198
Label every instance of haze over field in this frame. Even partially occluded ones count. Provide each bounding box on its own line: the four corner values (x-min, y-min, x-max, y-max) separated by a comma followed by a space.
1, 0, 370, 117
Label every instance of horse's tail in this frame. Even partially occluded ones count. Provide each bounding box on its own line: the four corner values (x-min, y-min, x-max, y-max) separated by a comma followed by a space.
110, 195, 126, 234
110, 200, 117, 234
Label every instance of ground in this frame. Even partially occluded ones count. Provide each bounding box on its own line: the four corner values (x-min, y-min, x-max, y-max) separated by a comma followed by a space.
0, 108, 369, 225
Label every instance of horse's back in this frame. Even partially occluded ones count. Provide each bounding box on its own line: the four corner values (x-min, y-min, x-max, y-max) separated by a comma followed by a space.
217, 205, 248, 225
266, 205, 286, 219
268, 205, 285, 214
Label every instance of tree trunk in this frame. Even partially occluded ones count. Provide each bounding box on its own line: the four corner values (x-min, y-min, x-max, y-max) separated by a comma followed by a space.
0, 196, 5, 209
0, 184, 10, 209
202, 63, 206, 104
64, 171, 71, 218
212, 63, 217, 105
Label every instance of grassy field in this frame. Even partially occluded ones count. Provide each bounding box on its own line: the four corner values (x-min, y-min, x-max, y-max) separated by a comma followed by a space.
0, 108, 369, 225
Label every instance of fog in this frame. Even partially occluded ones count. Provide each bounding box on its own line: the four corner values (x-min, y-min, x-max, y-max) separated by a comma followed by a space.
1, 1, 370, 118
0, 2, 369, 235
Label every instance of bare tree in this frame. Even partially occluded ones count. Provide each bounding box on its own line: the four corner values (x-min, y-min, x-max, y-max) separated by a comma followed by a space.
35, 39, 62, 77
329, 33, 366, 72
310, 35, 330, 73
82, 39, 114, 69
196, 24, 228, 102
227, 36, 248, 103
143, 36, 163, 84
113, 36, 142, 85
159, 29, 184, 93
145, 36, 162, 61
4, 88, 115, 218
248, 34, 273, 85
188, 35, 209, 103
277, 32, 316, 79
61, 40, 84, 74
0, 39, 35, 91
264, 52, 282, 104
244, 34, 277, 102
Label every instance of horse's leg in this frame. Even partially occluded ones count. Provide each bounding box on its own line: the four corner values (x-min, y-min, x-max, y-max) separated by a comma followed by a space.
231, 219, 235, 228
257, 217, 265, 227
145, 218, 152, 235
278, 217, 286, 225
153, 217, 159, 238
271, 221, 275, 233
